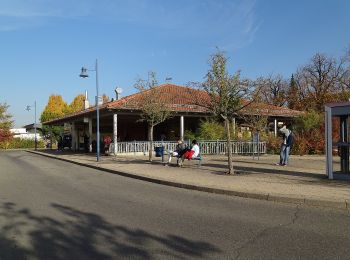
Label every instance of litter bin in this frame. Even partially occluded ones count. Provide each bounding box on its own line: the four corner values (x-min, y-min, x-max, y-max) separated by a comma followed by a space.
154, 146, 164, 157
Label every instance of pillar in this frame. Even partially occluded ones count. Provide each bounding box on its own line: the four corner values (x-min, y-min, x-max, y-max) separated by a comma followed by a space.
340, 116, 349, 173
325, 107, 333, 179
232, 117, 236, 137
88, 118, 93, 152
113, 113, 118, 155
274, 118, 277, 137
71, 122, 76, 151
49, 126, 53, 149
75, 124, 79, 151
180, 116, 184, 141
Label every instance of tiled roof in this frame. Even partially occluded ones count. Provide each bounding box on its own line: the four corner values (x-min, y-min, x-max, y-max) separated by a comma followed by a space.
106, 84, 209, 112
44, 84, 302, 124
240, 101, 303, 117
106, 84, 302, 117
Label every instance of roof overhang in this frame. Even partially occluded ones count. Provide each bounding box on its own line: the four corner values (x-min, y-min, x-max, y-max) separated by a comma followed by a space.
325, 102, 350, 116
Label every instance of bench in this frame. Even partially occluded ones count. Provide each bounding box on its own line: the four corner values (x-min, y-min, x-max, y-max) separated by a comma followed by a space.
177, 154, 203, 167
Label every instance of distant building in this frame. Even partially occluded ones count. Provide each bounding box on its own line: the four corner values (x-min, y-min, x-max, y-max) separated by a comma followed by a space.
10, 127, 42, 140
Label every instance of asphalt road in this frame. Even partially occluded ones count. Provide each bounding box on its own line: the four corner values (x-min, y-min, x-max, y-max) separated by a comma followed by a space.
0, 151, 350, 260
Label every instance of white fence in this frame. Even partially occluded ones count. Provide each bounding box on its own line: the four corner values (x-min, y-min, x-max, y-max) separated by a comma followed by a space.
111, 140, 266, 155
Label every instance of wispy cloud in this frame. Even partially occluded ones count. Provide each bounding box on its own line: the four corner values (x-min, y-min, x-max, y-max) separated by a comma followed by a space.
98, 0, 260, 50
0, 0, 260, 49
0, 0, 92, 31
0, 0, 92, 17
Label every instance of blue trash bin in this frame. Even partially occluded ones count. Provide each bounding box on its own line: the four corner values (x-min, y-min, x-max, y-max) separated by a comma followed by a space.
155, 146, 164, 157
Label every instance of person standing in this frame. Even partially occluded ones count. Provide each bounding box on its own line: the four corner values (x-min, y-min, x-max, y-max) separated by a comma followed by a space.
277, 125, 291, 166
103, 135, 112, 155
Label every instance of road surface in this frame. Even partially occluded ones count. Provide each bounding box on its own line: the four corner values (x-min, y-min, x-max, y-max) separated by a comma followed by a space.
0, 151, 349, 259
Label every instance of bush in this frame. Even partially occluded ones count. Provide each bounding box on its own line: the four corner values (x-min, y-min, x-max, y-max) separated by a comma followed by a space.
267, 128, 326, 156
198, 121, 225, 140
0, 138, 45, 149
0, 129, 13, 142
292, 130, 325, 155
266, 135, 281, 154
184, 129, 197, 140
295, 110, 323, 132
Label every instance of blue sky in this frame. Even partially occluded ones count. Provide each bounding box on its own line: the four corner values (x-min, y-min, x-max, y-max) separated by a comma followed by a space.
1, 0, 350, 127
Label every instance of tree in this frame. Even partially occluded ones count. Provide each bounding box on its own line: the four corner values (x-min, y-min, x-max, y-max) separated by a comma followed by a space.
0, 103, 13, 142
68, 93, 109, 114
339, 46, 350, 95
296, 53, 343, 111
133, 72, 172, 161
41, 95, 68, 122
102, 94, 110, 104
68, 94, 85, 114
201, 50, 252, 174
286, 74, 302, 110
40, 95, 69, 140
237, 107, 268, 134
253, 74, 288, 107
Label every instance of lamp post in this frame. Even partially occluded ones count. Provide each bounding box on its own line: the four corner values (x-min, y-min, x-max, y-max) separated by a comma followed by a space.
26, 101, 37, 150
80, 59, 100, 162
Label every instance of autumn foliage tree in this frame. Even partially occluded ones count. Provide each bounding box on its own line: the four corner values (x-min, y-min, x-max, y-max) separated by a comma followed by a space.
295, 53, 344, 111
68, 94, 85, 114
41, 95, 68, 122
40, 95, 68, 139
0, 103, 13, 142
102, 94, 110, 104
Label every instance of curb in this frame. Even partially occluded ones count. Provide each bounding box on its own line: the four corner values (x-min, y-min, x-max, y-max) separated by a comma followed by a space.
26, 150, 349, 210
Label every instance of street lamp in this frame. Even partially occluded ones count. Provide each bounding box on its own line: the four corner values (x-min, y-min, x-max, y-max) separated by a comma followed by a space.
26, 101, 37, 151
80, 59, 100, 162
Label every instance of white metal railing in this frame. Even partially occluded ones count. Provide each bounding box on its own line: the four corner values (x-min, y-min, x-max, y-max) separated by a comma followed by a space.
111, 140, 266, 155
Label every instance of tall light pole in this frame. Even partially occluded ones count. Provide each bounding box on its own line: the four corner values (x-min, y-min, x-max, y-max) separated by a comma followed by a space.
26, 101, 37, 150
80, 59, 100, 162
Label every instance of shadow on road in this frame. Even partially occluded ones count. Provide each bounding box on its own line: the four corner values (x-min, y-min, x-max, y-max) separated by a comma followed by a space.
0, 202, 220, 259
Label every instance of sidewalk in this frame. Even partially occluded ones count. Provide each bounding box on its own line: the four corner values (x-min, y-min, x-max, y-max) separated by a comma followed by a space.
28, 150, 350, 210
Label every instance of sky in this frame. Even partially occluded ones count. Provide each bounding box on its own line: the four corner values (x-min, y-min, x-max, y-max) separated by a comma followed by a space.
1, 0, 350, 127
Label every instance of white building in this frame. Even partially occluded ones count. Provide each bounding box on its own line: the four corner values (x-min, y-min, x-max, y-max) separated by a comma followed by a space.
10, 128, 42, 140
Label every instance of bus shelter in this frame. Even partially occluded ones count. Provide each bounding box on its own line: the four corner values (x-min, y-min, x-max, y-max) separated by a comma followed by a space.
325, 102, 350, 180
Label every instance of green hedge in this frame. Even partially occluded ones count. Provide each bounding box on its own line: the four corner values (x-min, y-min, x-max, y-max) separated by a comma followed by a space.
0, 138, 45, 149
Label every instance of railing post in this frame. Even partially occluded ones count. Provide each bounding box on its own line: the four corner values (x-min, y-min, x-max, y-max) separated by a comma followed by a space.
134, 140, 136, 157
216, 140, 219, 155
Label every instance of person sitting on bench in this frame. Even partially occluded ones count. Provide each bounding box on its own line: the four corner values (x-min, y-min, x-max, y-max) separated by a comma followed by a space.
167, 139, 187, 165
178, 139, 200, 166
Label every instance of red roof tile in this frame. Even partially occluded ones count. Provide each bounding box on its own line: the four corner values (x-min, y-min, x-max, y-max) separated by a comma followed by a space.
107, 84, 302, 116
106, 84, 209, 112
44, 84, 302, 125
